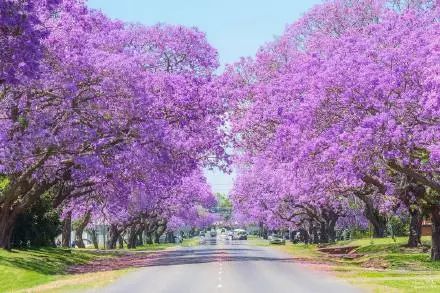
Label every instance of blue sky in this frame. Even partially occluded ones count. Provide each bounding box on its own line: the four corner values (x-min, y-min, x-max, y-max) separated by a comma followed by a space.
87, 0, 322, 194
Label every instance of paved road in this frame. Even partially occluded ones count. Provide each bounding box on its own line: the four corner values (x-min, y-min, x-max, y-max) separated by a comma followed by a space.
96, 237, 360, 293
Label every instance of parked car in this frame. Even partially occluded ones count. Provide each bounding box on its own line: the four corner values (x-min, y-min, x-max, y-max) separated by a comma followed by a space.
210, 230, 217, 237
199, 231, 205, 237
268, 234, 286, 245
233, 229, 248, 240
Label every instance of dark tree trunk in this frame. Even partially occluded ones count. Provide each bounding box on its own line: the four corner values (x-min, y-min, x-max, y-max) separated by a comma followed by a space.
62, 211, 72, 248
107, 224, 119, 250
0, 209, 16, 250
289, 231, 294, 242
145, 232, 153, 244
127, 226, 138, 249
372, 221, 387, 238
154, 231, 160, 244
310, 224, 319, 244
118, 235, 124, 249
321, 210, 338, 244
136, 226, 144, 246
166, 231, 174, 243
356, 192, 387, 238
0, 176, 55, 249
327, 219, 337, 243
408, 207, 423, 247
299, 228, 309, 244
154, 224, 166, 244
262, 227, 268, 240
364, 200, 387, 237
319, 222, 329, 243
431, 205, 440, 261
89, 228, 99, 249
74, 210, 91, 249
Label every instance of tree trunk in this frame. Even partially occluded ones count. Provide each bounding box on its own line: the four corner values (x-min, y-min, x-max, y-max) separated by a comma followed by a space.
127, 226, 138, 249
89, 228, 99, 249
319, 222, 329, 243
74, 210, 91, 249
364, 201, 387, 237
299, 228, 309, 244
154, 231, 160, 244
357, 192, 387, 238
431, 205, 440, 261
408, 207, 423, 247
327, 219, 337, 243
118, 235, 124, 249
62, 211, 72, 248
107, 224, 119, 250
166, 231, 174, 243
0, 209, 16, 250
322, 210, 338, 243
136, 228, 144, 246
145, 232, 153, 244
310, 224, 319, 244
154, 224, 166, 244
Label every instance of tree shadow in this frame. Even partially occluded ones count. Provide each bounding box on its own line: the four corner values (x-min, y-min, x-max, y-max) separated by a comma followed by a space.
67, 246, 295, 274
0, 248, 99, 275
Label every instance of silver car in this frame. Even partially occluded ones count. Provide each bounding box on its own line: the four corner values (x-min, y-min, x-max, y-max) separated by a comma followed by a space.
268, 234, 286, 245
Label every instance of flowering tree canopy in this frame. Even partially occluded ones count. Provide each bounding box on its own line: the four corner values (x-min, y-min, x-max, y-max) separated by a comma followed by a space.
226, 0, 440, 256
0, 0, 224, 249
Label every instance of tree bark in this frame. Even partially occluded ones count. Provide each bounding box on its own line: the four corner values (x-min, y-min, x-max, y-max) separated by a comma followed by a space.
154, 223, 167, 244
0, 177, 54, 249
154, 231, 160, 244
118, 235, 124, 249
431, 205, 440, 261
319, 222, 329, 243
299, 228, 309, 244
74, 210, 91, 249
62, 211, 72, 248
0, 208, 17, 250
107, 224, 119, 250
145, 232, 153, 244
361, 196, 387, 237
127, 226, 137, 249
89, 228, 99, 249
327, 218, 337, 243
407, 207, 423, 247
309, 223, 319, 244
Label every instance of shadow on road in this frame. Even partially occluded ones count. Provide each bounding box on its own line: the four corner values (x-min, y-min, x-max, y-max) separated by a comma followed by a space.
68, 241, 295, 274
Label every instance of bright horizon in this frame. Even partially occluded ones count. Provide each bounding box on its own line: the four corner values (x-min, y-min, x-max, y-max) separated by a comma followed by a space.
87, 0, 323, 194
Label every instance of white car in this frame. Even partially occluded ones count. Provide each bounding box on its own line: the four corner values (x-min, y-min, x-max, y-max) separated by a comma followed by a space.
268, 234, 286, 245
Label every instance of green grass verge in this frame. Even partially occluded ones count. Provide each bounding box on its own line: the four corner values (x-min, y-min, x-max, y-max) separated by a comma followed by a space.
0, 248, 107, 292
249, 236, 440, 292
180, 237, 201, 247
1, 238, 201, 292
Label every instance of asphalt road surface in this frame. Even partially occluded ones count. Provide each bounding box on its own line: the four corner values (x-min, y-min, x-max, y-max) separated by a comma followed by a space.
96, 236, 360, 293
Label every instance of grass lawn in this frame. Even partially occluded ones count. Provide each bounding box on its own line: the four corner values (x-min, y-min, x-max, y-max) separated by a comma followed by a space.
0, 248, 105, 292
180, 237, 201, 247
1, 238, 200, 292
249, 236, 440, 292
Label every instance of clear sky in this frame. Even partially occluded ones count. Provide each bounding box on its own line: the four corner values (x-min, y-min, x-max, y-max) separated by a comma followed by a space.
87, 0, 322, 194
